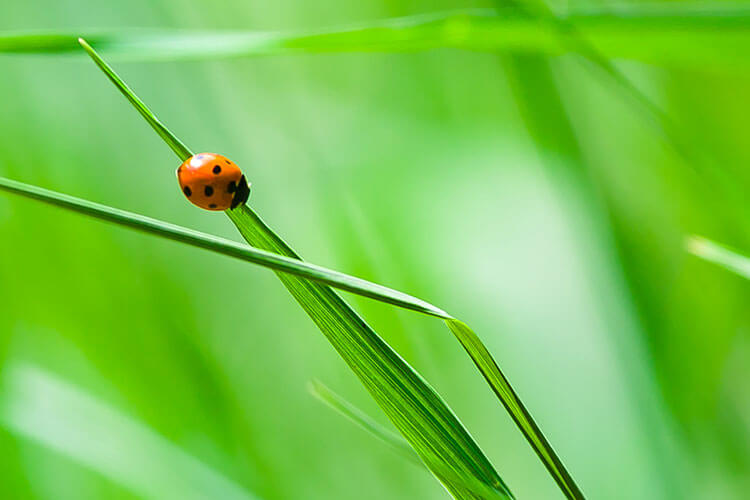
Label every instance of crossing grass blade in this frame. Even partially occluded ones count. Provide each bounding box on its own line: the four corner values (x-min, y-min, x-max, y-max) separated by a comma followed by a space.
225, 204, 514, 499
0, 175, 444, 320
0, 6, 748, 65
78, 35, 579, 499
73, 37, 592, 498
687, 236, 750, 280
0, 169, 573, 498
75, 38, 515, 500
0, 175, 511, 500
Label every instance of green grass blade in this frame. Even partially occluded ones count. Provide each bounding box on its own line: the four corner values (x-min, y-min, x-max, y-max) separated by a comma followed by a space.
0, 170, 581, 497
687, 236, 750, 280
446, 319, 582, 498
226, 206, 513, 499
0, 6, 748, 65
73, 40, 582, 498
0, 176, 447, 320
0, 182, 512, 499
308, 380, 423, 467
74, 41, 514, 499
78, 38, 192, 161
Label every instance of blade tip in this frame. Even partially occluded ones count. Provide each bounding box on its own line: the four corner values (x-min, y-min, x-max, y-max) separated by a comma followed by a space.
78, 37, 92, 51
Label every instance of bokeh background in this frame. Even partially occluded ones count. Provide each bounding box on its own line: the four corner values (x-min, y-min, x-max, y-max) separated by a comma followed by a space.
1, 1, 749, 498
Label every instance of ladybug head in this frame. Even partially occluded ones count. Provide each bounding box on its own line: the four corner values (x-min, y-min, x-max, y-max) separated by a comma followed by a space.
230, 175, 251, 209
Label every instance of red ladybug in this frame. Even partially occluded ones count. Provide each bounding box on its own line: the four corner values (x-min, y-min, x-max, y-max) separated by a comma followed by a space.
177, 153, 250, 211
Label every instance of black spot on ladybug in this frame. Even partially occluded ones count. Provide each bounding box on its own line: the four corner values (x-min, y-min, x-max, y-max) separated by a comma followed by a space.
225, 160, 231, 164
227, 181, 236, 193
213, 165, 221, 174
183, 186, 192, 197
209, 203, 217, 209
178, 166, 182, 173
204, 185, 214, 197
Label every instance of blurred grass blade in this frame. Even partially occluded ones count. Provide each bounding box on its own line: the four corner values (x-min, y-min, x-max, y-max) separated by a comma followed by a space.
687, 236, 750, 280
0, 362, 259, 500
309, 380, 423, 466
0, 176, 447, 320
0, 6, 747, 66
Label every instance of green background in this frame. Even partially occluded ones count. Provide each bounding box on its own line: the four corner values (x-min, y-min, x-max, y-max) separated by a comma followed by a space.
1, 1, 749, 498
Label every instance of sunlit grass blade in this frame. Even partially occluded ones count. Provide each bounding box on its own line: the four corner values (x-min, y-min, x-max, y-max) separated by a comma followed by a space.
687, 236, 750, 280
0, 176, 447, 319
0, 362, 259, 500
308, 379, 423, 466
0, 6, 747, 65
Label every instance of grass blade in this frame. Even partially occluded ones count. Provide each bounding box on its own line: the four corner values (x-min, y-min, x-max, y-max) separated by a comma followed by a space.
0, 176, 447, 319
0, 171, 577, 497
687, 236, 750, 280
76, 39, 513, 499
77, 37, 191, 160
0, 179, 511, 500
75, 38, 590, 497
226, 205, 513, 499
308, 380, 423, 467
0, 6, 748, 65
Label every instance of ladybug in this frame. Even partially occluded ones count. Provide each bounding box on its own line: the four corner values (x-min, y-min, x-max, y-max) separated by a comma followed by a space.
177, 153, 250, 211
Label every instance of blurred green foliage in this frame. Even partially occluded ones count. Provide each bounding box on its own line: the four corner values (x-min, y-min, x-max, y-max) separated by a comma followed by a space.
1, 0, 749, 498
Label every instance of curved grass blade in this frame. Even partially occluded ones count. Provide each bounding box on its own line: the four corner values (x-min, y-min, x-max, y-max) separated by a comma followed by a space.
0, 171, 572, 498
687, 236, 750, 280
76, 38, 583, 497
225, 205, 513, 499
308, 380, 423, 467
77, 39, 513, 500
0, 176, 446, 320
0, 362, 259, 500
446, 319, 582, 498
0, 178, 510, 500
0, 6, 748, 65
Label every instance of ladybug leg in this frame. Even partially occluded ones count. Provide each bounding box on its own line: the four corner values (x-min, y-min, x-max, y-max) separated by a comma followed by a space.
230, 175, 251, 209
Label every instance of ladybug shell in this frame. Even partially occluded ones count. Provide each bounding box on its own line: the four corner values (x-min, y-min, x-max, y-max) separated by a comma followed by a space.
177, 153, 249, 211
